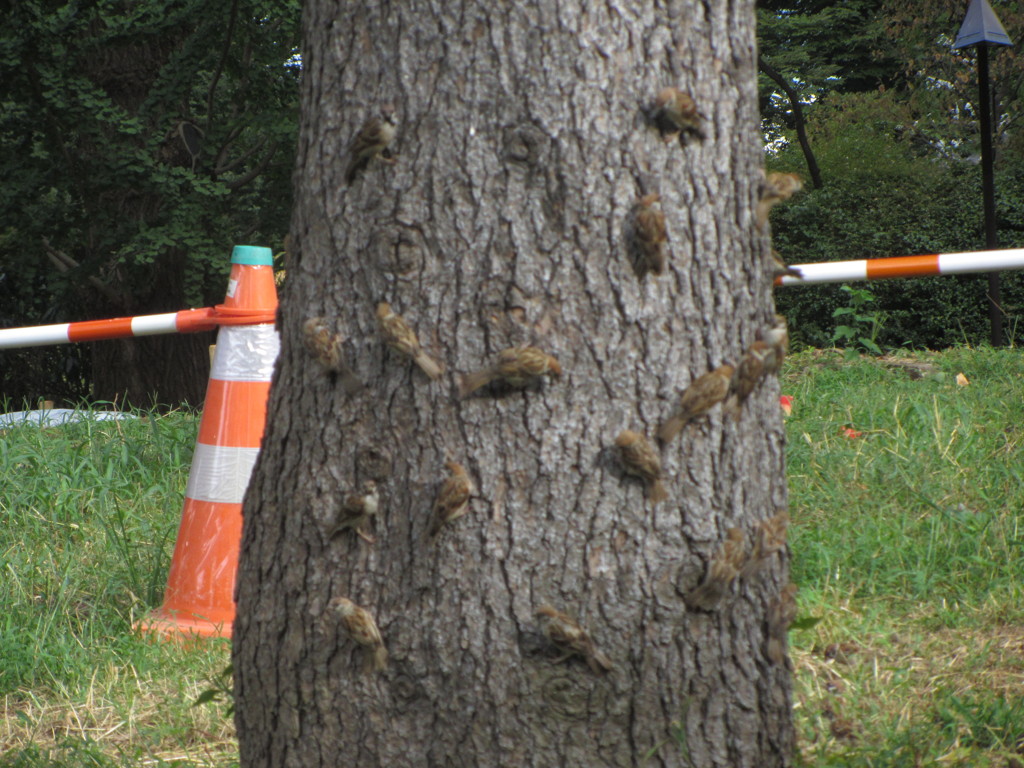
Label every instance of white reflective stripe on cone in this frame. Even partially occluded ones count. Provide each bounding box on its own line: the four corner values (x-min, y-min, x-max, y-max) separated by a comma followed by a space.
184, 443, 262, 504
210, 324, 280, 382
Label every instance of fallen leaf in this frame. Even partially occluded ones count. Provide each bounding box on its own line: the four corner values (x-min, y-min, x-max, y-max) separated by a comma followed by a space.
956, 372, 970, 387
840, 426, 863, 439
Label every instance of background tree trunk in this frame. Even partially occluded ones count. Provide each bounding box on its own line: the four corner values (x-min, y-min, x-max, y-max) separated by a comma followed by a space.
235, 0, 793, 766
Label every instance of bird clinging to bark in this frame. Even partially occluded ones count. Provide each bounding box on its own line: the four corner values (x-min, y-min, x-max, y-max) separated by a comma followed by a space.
771, 249, 803, 281
740, 509, 789, 580
723, 340, 771, 421
758, 314, 789, 375
535, 605, 614, 674
649, 87, 705, 143
686, 527, 747, 610
301, 316, 363, 394
330, 597, 388, 673
615, 430, 668, 503
428, 460, 475, 537
756, 171, 803, 228
657, 364, 735, 444
345, 106, 397, 184
328, 480, 380, 544
766, 582, 799, 665
376, 302, 444, 380
460, 346, 561, 397
630, 193, 668, 277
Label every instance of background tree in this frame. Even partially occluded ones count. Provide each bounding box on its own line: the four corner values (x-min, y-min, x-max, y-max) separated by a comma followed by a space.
757, 0, 903, 185
0, 0, 300, 407
763, 2, 1024, 349
234, 1, 793, 766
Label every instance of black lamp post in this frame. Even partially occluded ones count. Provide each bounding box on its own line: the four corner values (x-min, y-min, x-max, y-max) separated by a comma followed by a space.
953, 0, 1012, 346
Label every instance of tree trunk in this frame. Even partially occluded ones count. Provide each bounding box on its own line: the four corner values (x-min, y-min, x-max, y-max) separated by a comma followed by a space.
235, 0, 793, 766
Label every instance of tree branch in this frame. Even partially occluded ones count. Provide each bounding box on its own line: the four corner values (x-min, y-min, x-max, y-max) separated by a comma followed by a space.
759, 56, 823, 189
41, 238, 128, 309
225, 141, 279, 191
205, 0, 240, 130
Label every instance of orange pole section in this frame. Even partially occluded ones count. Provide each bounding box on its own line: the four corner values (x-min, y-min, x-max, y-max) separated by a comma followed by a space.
66, 317, 135, 343
138, 245, 279, 640
864, 254, 940, 280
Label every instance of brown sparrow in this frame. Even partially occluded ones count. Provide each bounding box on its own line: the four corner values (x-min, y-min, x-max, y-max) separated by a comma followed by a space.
687, 527, 746, 610
657, 364, 735, 443
756, 172, 803, 228
723, 340, 771, 420
460, 346, 561, 397
330, 596, 388, 673
301, 317, 363, 393
428, 460, 475, 537
328, 480, 379, 543
345, 108, 397, 184
631, 193, 668, 277
614, 430, 668, 503
535, 604, 613, 674
650, 87, 705, 143
376, 302, 444, 379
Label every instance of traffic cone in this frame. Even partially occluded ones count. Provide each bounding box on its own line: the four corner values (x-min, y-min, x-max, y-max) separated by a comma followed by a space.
138, 245, 279, 639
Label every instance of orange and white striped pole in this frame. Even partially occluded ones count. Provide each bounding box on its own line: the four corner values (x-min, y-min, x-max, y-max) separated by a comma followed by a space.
0, 308, 223, 348
776, 247, 1024, 286
138, 245, 279, 639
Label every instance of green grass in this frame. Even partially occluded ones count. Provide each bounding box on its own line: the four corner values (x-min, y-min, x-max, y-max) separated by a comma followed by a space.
0, 407, 234, 766
2, 348, 1023, 766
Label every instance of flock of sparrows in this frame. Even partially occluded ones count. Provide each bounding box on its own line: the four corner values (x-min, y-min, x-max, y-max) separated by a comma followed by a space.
308, 87, 804, 676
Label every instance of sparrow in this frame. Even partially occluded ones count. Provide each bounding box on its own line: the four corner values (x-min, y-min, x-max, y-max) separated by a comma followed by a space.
376, 302, 444, 379
723, 340, 771, 420
687, 527, 746, 610
657, 364, 735, 443
301, 317, 363, 393
535, 605, 614, 674
614, 430, 668, 503
631, 193, 668, 277
756, 171, 803, 228
460, 346, 561, 397
771, 249, 803, 281
740, 509, 789, 580
429, 460, 475, 537
766, 582, 798, 665
758, 314, 789, 375
330, 596, 388, 673
345, 107, 397, 184
650, 87, 705, 143
328, 480, 380, 543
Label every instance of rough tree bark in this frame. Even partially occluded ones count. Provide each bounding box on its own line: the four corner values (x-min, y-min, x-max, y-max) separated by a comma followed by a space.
235, 0, 793, 766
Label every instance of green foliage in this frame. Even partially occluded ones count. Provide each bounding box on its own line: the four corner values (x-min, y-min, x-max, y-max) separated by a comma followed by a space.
758, 1, 902, 144
831, 285, 885, 356
0, 0, 300, 402
771, 90, 1024, 349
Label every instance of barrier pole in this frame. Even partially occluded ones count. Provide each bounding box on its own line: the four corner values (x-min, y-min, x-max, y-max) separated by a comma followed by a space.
775, 247, 1024, 286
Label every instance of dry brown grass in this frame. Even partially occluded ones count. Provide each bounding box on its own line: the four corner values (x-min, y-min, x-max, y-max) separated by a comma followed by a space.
1, 654, 237, 766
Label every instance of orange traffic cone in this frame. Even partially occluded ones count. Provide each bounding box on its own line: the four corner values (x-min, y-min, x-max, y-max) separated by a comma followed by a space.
138, 245, 279, 639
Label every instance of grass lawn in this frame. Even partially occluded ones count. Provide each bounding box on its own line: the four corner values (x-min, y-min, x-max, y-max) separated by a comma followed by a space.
1, 346, 1022, 766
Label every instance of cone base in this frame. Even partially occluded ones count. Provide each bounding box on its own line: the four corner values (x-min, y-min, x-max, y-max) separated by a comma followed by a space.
136, 609, 232, 640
